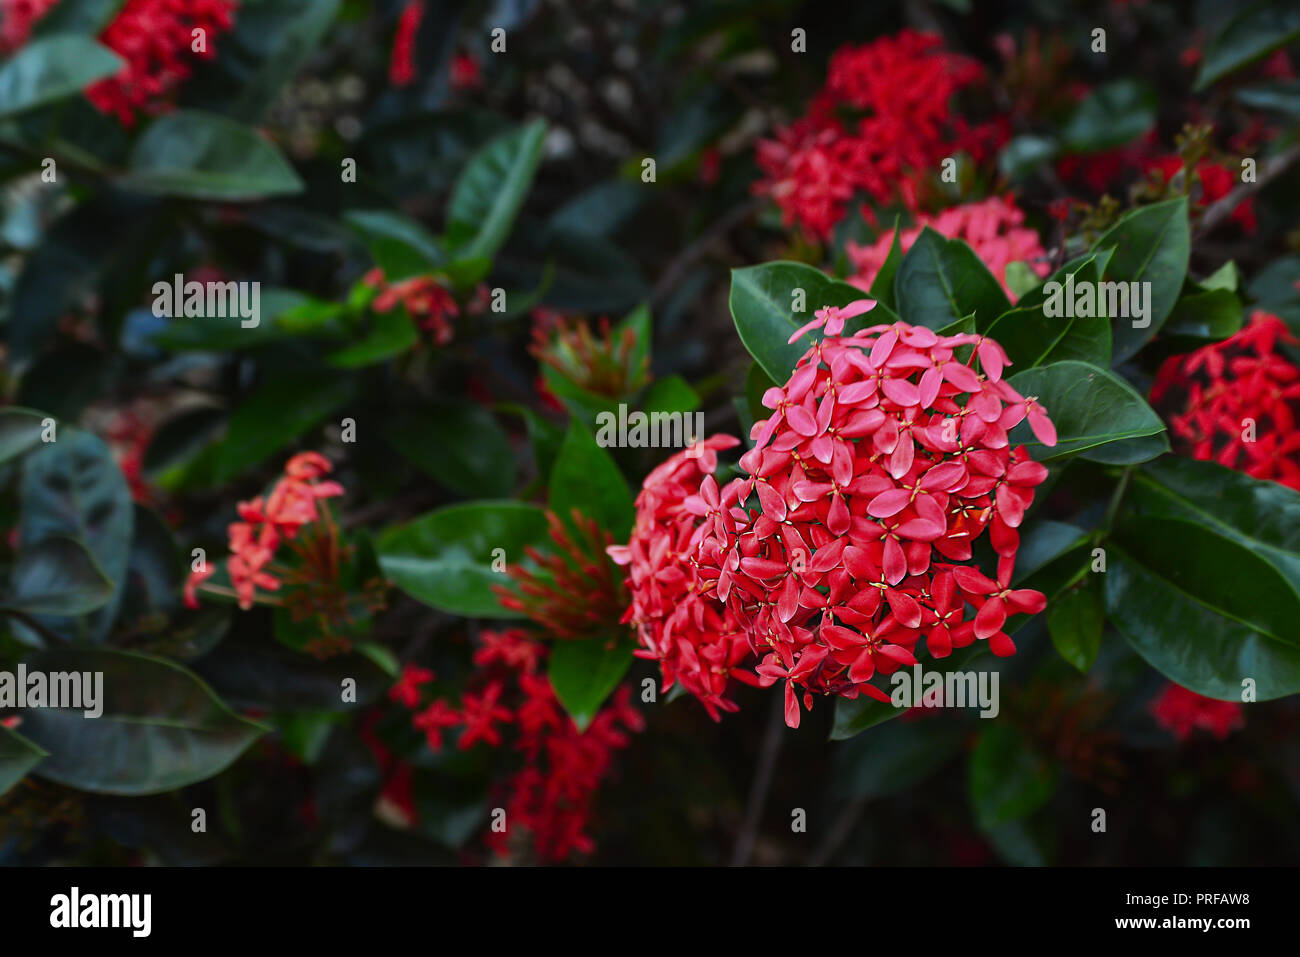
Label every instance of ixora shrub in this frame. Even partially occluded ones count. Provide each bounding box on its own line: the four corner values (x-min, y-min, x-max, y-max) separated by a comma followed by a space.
1, 0, 1299, 868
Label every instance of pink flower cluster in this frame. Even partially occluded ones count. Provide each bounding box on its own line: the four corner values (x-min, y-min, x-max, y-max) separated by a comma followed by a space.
615, 302, 1057, 729
608, 436, 762, 720
754, 30, 1006, 239
847, 196, 1050, 298
184, 452, 343, 609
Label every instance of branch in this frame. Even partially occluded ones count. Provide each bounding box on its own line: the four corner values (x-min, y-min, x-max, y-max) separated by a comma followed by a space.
651, 197, 764, 309
1195, 143, 1300, 237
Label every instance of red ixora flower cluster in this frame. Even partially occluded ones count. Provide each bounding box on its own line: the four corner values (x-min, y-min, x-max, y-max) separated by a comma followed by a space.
184, 452, 344, 610
754, 30, 1006, 239
1150, 682, 1244, 741
847, 196, 1050, 299
608, 435, 763, 720
1151, 310, 1300, 490
362, 268, 489, 346
1, 0, 237, 124
391, 631, 644, 861
695, 302, 1055, 728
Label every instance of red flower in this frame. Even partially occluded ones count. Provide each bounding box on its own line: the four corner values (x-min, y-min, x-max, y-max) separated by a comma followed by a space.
1150, 682, 1244, 741
689, 305, 1054, 727
389, 0, 425, 87
457, 682, 512, 749
1152, 310, 1300, 490
754, 30, 1003, 238
389, 664, 434, 709
607, 435, 763, 720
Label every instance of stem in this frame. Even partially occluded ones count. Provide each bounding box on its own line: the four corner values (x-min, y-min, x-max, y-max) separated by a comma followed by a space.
730, 692, 786, 866
1195, 142, 1300, 237
807, 796, 868, 867
1100, 465, 1135, 537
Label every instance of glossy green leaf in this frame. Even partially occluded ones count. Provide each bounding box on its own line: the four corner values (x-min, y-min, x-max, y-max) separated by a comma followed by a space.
446, 118, 546, 263
1196, 1, 1300, 90
344, 209, 444, 281
729, 261, 876, 382
895, 227, 1011, 332
548, 637, 635, 731
1005, 360, 1166, 461
1127, 456, 1300, 613
1163, 287, 1244, 339
376, 501, 549, 617
20, 430, 133, 642
383, 401, 515, 498
1091, 197, 1190, 362
326, 308, 417, 367
1047, 580, 1104, 672
0, 35, 123, 118
1060, 80, 1157, 152
17, 648, 267, 795
549, 420, 634, 540
213, 372, 356, 483
867, 217, 904, 311
0, 407, 50, 465
120, 110, 304, 200
7, 535, 113, 616
1105, 524, 1300, 701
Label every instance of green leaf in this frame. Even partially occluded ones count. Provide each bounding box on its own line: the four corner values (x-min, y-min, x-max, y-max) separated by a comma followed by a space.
1060, 80, 1157, 152
549, 420, 635, 540
998, 134, 1058, 180
867, 216, 904, 311
120, 110, 304, 201
1047, 580, 1104, 672
729, 261, 876, 382
1163, 288, 1244, 339
1197, 1, 1300, 90
214, 372, 355, 483
20, 431, 133, 643
895, 227, 1011, 332
1004, 261, 1042, 300
343, 209, 444, 281
1005, 360, 1166, 461
446, 118, 546, 263
1105, 526, 1300, 701
0, 407, 50, 465
7, 535, 113, 616
986, 257, 1111, 370
376, 501, 549, 617
1127, 456, 1300, 618
17, 648, 267, 795
1236, 79, 1300, 117
383, 401, 515, 498
1201, 261, 1239, 292
0, 35, 123, 118
968, 724, 1057, 830
326, 308, 417, 367
642, 375, 700, 415
0, 726, 47, 797
1091, 197, 1190, 362
548, 637, 634, 731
